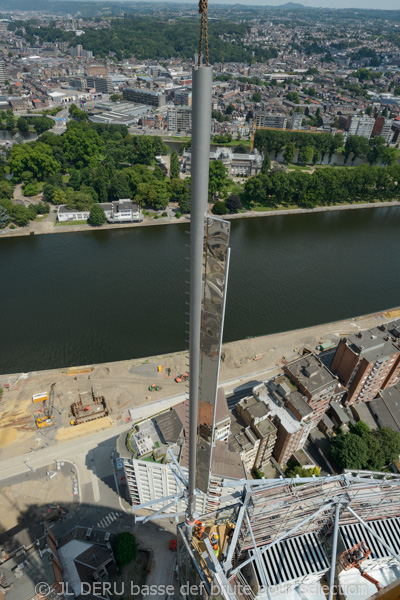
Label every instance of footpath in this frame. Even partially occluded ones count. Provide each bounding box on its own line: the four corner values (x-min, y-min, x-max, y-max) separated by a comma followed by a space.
1, 200, 400, 240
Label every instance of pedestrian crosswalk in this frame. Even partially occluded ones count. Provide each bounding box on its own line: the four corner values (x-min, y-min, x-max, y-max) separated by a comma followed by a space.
96, 512, 122, 528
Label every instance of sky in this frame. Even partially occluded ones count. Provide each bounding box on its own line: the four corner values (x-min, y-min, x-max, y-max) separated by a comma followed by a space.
156, 0, 400, 9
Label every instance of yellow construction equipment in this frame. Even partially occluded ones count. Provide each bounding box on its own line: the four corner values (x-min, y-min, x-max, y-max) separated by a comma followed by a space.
36, 416, 53, 428
35, 383, 56, 429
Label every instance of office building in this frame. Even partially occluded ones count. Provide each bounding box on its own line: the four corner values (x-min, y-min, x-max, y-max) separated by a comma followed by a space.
173, 87, 192, 106
347, 114, 375, 139
123, 87, 166, 107
283, 354, 339, 424
330, 326, 400, 405
86, 77, 114, 94
69, 45, 93, 59
167, 106, 192, 132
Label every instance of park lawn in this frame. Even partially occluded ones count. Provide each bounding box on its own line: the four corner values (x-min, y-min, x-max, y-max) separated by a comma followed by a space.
226, 180, 244, 194
35, 215, 48, 222
55, 220, 87, 227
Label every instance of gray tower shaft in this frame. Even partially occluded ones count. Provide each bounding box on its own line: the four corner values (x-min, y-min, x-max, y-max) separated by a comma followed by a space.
188, 64, 213, 520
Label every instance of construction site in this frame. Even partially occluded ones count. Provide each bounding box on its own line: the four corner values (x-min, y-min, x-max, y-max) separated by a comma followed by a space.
177, 472, 400, 600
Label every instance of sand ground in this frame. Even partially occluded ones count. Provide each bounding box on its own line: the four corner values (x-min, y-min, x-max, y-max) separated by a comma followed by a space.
0, 306, 397, 463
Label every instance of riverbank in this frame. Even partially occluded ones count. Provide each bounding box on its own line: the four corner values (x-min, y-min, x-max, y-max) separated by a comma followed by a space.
1, 199, 400, 240
0, 306, 398, 461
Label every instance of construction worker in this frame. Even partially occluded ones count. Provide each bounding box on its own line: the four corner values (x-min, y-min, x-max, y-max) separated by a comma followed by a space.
194, 521, 205, 539
213, 543, 220, 559
210, 532, 219, 546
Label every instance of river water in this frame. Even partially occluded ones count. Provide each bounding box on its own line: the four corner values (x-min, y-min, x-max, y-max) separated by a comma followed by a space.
1, 206, 400, 374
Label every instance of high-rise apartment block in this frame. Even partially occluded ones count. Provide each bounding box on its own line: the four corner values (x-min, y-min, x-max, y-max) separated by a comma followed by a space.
283, 355, 339, 424
234, 381, 314, 468
230, 397, 277, 474
330, 326, 400, 405
167, 106, 192, 132
347, 114, 375, 139
0, 60, 6, 86
116, 392, 244, 514
372, 116, 394, 142
255, 112, 287, 129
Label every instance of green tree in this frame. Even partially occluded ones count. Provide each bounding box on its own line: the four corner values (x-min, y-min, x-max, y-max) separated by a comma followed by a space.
252, 92, 261, 103
298, 146, 315, 164
286, 91, 299, 104
212, 200, 228, 215
11, 204, 32, 226
113, 532, 137, 568
261, 153, 271, 174
0, 205, 10, 228
226, 194, 242, 213
376, 427, 400, 465
148, 180, 170, 210
283, 142, 296, 164
22, 182, 39, 196
330, 433, 369, 470
52, 188, 67, 205
63, 122, 104, 168
9, 143, 60, 182
68, 170, 81, 191
170, 178, 190, 213
88, 204, 106, 226
225, 103, 235, 115
170, 150, 180, 180
208, 160, 227, 198
17, 117, 29, 133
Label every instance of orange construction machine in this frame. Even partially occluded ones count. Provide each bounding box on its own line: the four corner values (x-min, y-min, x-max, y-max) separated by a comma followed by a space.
339, 541, 382, 592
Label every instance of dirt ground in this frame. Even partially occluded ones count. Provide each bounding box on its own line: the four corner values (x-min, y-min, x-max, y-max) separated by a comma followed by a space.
0, 307, 398, 462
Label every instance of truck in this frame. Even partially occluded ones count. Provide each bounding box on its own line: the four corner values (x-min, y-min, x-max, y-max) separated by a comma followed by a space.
32, 392, 49, 404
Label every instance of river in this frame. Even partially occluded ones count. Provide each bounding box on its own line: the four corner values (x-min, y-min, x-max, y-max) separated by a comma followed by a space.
1, 206, 400, 375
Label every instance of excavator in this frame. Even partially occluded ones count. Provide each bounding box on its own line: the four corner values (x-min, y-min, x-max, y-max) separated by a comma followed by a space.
36, 383, 56, 428
339, 541, 382, 592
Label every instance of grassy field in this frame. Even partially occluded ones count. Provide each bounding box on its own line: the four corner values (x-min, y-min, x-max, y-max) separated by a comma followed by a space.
55, 220, 87, 227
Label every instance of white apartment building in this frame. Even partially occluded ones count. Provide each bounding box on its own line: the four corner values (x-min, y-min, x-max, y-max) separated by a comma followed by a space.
116, 398, 245, 515
348, 114, 375, 139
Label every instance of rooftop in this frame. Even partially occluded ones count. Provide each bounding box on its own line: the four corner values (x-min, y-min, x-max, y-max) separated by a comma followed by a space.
369, 384, 400, 434
284, 354, 337, 394
346, 327, 400, 362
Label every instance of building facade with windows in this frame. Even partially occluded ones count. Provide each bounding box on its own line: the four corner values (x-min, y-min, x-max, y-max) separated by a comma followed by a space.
123, 87, 166, 107
330, 326, 400, 405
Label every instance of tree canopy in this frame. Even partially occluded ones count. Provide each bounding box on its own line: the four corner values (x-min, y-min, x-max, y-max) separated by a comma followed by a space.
330, 422, 400, 471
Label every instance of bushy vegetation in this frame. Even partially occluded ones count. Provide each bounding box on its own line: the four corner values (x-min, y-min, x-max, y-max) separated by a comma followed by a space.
330, 422, 400, 471
19, 18, 278, 63
113, 532, 137, 568
242, 163, 400, 209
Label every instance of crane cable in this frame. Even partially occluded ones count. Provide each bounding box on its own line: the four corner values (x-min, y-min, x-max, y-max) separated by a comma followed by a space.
198, 0, 209, 66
